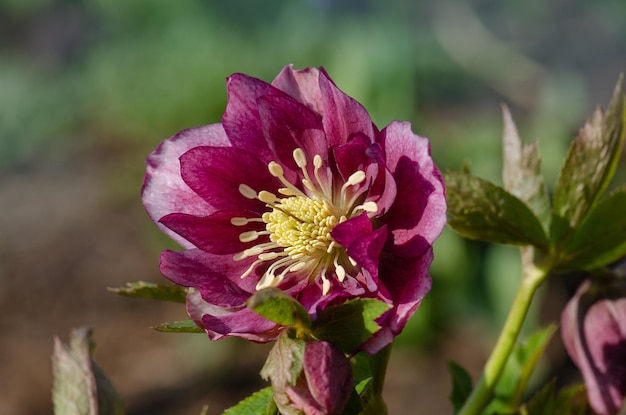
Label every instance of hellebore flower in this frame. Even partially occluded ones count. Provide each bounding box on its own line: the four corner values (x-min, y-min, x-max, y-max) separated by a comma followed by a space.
261, 338, 353, 415
561, 272, 626, 415
142, 65, 446, 352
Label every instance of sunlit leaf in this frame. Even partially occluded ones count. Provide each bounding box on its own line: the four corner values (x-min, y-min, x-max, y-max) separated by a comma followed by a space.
108, 281, 187, 303
551, 75, 625, 246
501, 105, 550, 231
312, 298, 390, 354
247, 288, 311, 335
222, 387, 274, 415
152, 319, 203, 333
445, 171, 549, 248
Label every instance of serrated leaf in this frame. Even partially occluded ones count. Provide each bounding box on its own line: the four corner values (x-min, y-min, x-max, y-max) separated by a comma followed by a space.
560, 186, 626, 270
151, 319, 203, 333
312, 299, 391, 354
551, 75, 625, 246
447, 360, 474, 414
502, 105, 550, 230
445, 171, 549, 248
108, 281, 187, 303
222, 387, 274, 415
52, 327, 125, 415
247, 288, 311, 335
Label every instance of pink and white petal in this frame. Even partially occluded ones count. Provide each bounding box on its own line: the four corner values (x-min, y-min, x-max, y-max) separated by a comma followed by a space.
160, 249, 259, 307
180, 145, 279, 213
381, 121, 446, 246
159, 210, 265, 255
318, 68, 376, 147
142, 124, 228, 248
187, 289, 279, 342
272, 65, 324, 115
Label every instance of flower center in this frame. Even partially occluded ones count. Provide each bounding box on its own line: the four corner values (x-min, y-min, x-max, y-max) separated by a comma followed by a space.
265, 196, 340, 256
232, 148, 377, 295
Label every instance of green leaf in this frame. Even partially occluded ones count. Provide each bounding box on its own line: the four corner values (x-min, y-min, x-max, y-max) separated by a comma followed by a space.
222, 387, 274, 415
447, 360, 474, 414
108, 281, 187, 303
501, 105, 550, 231
520, 380, 591, 415
551, 75, 626, 245
152, 319, 203, 333
247, 288, 312, 335
312, 298, 391, 354
52, 327, 125, 415
560, 186, 626, 270
484, 325, 556, 414
444, 171, 549, 248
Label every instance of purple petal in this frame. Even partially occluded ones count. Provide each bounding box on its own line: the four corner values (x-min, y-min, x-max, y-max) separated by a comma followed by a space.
331, 212, 372, 248
381, 121, 446, 246
222, 73, 277, 162
179, 146, 279, 212
363, 238, 433, 354
159, 249, 259, 307
257, 94, 327, 172
318, 68, 376, 147
142, 125, 228, 248
160, 210, 265, 255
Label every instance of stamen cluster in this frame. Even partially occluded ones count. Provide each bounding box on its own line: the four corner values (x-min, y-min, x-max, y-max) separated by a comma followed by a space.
232, 148, 371, 295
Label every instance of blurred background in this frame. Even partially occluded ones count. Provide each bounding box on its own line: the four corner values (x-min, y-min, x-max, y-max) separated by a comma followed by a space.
1, 0, 625, 413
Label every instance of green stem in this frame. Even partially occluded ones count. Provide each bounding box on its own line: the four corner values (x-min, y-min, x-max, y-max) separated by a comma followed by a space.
457, 261, 548, 415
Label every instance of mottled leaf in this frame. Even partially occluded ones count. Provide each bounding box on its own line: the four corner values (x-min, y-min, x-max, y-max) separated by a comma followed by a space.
108, 281, 187, 303
52, 327, 125, 415
501, 105, 550, 230
551, 75, 625, 245
260, 333, 305, 387
445, 171, 549, 248
222, 387, 274, 415
247, 288, 311, 336
448, 360, 473, 414
152, 319, 203, 333
560, 186, 626, 270
312, 298, 390, 354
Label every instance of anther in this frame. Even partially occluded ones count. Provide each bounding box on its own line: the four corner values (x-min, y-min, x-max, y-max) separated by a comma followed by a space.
293, 148, 307, 168
268, 161, 284, 177
258, 191, 279, 204
238, 184, 257, 199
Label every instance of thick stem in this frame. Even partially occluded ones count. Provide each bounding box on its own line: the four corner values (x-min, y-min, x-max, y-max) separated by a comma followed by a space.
457, 261, 548, 415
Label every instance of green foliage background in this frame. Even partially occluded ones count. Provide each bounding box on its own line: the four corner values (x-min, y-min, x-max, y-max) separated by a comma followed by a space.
1, 0, 625, 413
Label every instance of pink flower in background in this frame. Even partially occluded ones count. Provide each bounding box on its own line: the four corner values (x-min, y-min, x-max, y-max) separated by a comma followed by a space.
561, 274, 626, 415
142, 65, 446, 352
